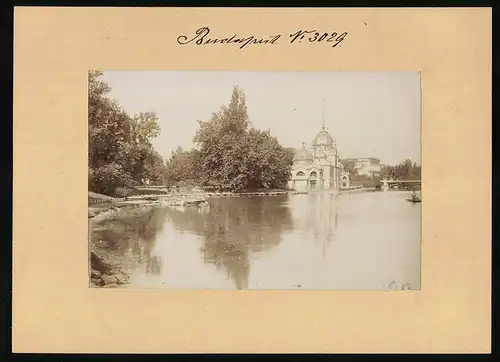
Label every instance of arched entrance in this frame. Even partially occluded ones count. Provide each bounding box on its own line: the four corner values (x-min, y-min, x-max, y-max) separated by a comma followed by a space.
309, 171, 318, 190
341, 175, 349, 188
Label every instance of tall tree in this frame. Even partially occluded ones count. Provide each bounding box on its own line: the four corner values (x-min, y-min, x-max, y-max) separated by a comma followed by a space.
340, 159, 358, 177
130, 112, 161, 146
246, 129, 293, 189
88, 71, 165, 196
163, 147, 199, 186
193, 86, 251, 190
192, 86, 293, 191
380, 160, 420, 181
144, 150, 166, 184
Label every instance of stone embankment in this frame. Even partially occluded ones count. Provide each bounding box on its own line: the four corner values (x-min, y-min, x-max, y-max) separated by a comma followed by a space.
88, 193, 208, 223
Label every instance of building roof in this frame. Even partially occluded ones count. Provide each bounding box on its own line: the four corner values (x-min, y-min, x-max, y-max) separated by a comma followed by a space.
293, 142, 313, 161
313, 125, 334, 146
341, 157, 381, 162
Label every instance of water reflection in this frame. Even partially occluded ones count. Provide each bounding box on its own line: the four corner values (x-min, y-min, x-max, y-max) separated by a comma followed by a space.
164, 196, 294, 290
90, 191, 421, 290
307, 192, 338, 255
91, 208, 169, 277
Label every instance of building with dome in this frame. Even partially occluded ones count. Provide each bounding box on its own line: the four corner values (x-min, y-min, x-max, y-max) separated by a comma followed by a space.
288, 124, 349, 192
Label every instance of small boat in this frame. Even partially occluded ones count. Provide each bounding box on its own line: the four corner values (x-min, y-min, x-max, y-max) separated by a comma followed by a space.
406, 197, 421, 203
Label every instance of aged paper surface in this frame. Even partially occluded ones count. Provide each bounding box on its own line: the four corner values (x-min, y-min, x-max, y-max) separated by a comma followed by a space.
13, 7, 491, 353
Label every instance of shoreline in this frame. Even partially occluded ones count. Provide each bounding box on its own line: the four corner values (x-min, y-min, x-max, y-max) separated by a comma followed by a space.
88, 187, 383, 222
88, 193, 212, 288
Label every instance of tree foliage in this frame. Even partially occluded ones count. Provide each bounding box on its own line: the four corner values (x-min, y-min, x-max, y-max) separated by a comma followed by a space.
163, 147, 199, 187
90, 78, 294, 195
163, 86, 293, 191
189, 86, 293, 191
341, 159, 358, 178
381, 159, 421, 180
88, 71, 165, 196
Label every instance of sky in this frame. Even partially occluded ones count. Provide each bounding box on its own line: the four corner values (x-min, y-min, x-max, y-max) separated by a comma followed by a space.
100, 71, 421, 166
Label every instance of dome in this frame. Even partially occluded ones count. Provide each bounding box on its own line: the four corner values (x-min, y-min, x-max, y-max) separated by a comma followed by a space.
294, 143, 313, 161
313, 126, 334, 146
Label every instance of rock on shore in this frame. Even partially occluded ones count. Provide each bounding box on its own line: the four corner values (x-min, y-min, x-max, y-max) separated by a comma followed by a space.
90, 250, 132, 288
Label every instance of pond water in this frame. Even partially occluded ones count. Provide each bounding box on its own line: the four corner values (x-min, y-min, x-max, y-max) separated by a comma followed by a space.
90, 191, 421, 290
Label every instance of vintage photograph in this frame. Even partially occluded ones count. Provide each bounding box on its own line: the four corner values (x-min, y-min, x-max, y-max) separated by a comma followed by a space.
88, 70, 421, 290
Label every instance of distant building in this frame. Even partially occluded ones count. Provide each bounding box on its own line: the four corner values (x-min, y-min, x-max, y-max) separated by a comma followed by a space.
340, 157, 381, 185
288, 125, 349, 192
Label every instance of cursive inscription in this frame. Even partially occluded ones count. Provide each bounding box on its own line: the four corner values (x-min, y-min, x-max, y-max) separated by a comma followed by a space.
289, 29, 347, 47
177, 27, 281, 49
177, 27, 347, 49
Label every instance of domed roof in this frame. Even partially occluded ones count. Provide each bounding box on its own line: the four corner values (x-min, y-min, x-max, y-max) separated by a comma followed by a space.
313, 125, 334, 146
294, 142, 313, 161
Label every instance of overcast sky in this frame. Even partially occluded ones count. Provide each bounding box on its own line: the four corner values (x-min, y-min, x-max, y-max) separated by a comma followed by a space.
100, 71, 421, 165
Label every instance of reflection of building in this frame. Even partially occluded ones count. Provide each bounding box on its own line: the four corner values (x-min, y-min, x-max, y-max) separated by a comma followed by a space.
307, 193, 338, 256
147, 256, 163, 276
341, 157, 381, 179
288, 124, 349, 192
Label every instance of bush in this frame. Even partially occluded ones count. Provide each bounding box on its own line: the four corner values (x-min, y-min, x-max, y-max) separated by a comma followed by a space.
91, 163, 134, 197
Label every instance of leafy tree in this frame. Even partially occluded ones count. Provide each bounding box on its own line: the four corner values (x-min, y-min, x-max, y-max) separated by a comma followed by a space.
340, 159, 358, 177
163, 147, 199, 186
192, 86, 293, 191
285, 147, 296, 162
88, 71, 165, 196
130, 112, 161, 146
380, 164, 395, 179
192, 86, 250, 190
246, 129, 294, 189
89, 163, 134, 197
380, 159, 421, 181
144, 150, 166, 185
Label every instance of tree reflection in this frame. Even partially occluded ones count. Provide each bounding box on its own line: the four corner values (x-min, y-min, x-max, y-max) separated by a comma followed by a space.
91, 194, 338, 288
164, 196, 294, 290
90, 207, 169, 275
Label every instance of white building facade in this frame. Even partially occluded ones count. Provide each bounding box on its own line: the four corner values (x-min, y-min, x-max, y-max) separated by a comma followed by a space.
288, 125, 349, 192
340, 157, 381, 179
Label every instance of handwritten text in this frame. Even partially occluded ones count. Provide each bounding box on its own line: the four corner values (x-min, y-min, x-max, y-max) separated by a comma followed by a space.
176, 27, 347, 49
